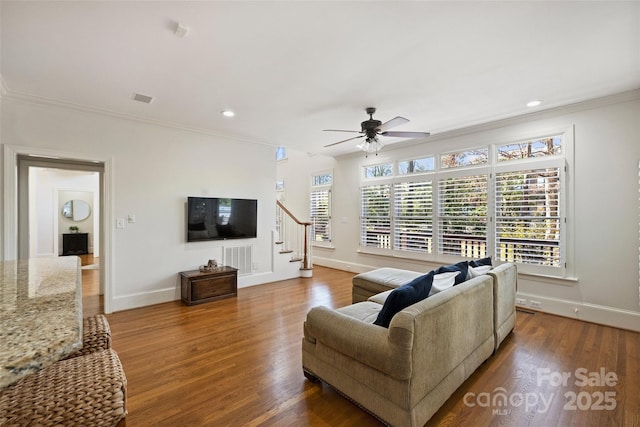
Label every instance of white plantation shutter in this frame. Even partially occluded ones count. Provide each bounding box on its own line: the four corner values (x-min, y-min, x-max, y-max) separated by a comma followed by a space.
393, 181, 433, 252
495, 167, 561, 266
310, 189, 331, 242
438, 174, 488, 256
358, 132, 569, 275
361, 184, 391, 249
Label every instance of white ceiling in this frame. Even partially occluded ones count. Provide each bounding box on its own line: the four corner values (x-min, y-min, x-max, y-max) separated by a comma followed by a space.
2, 1, 639, 156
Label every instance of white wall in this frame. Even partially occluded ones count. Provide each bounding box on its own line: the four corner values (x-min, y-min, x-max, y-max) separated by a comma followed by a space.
1, 96, 278, 311
280, 91, 640, 331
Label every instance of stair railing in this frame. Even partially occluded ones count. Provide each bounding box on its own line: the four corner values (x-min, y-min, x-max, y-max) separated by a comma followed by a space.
276, 201, 313, 271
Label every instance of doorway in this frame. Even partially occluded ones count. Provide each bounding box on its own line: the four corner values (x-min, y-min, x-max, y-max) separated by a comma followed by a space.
17, 156, 105, 316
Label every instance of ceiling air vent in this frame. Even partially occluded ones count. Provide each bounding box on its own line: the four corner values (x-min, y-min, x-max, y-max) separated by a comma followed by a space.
131, 93, 154, 104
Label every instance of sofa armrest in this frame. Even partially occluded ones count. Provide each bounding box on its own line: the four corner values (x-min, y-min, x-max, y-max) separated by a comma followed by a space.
488, 262, 517, 349
305, 305, 413, 380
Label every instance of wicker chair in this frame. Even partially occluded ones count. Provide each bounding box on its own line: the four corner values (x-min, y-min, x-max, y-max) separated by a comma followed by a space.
0, 349, 127, 427
64, 314, 112, 359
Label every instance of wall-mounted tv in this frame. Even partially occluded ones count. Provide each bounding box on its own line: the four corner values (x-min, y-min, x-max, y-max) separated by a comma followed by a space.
187, 197, 257, 242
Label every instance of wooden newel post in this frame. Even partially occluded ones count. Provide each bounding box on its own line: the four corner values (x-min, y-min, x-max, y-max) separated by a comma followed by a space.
302, 223, 311, 270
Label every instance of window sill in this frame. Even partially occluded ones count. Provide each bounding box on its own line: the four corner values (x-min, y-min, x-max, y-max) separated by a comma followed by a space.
357, 247, 578, 285
517, 272, 578, 287
312, 243, 335, 250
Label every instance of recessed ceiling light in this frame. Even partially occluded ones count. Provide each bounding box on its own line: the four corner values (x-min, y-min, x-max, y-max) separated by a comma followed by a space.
174, 22, 190, 38
526, 100, 542, 107
221, 110, 235, 117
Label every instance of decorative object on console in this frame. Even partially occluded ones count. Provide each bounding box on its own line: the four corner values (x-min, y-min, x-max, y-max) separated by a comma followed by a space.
199, 259, 220, 272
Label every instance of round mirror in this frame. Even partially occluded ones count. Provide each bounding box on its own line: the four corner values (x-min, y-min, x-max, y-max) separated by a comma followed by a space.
61, 199, 91, 221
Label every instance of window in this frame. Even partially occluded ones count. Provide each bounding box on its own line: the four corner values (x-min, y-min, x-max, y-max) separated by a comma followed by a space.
312, 173, 332, 186
276, 147, 287, 161
398, 156, 435, 175
441, 148, 489, 169
438, 173, 488, 257
360, 184, 391, 249
497, 136, 562, 162
364, 163, 393, 178
394, 180, 433, 252
310, 171, 332, 244
359, 132, 569, 275
495, 166, 561, 266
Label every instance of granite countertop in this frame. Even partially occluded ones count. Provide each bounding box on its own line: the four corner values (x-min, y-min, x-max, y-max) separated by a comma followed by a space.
0, 257, 82, 389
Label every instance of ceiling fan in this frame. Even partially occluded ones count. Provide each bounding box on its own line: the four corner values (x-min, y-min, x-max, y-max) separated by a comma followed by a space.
323, 107, 430, 156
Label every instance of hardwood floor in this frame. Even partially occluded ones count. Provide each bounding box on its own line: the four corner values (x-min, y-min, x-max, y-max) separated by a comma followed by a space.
104, 266, 640, 427
79, 254, 103, 317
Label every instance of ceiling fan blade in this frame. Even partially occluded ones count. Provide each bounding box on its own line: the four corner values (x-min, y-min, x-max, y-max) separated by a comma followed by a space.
376, 116, 409, 132
380, 131, 431, 138
323, 129, 362, 133
324, 135, 364, 147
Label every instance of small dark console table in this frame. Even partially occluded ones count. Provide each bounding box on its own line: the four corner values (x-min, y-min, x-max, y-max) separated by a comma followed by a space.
180, 266, 238, 306
62, 233, 89, 256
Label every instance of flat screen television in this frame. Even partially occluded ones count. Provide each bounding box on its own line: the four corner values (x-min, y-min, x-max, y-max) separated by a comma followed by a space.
187, 197, 257, 242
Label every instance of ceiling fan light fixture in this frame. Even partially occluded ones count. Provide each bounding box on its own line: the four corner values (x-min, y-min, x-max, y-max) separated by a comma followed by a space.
323, 108, 430, 155
358, 136, 383, 157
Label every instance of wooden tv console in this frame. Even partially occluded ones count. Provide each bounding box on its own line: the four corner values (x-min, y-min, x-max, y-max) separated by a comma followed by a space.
179, 266, 238, 306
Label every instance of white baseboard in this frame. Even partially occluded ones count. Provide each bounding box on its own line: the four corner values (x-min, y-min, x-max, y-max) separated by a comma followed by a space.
110, 268, 304, 311
516, 292, 640, 332
312, 256, 373, 274
111, 287, 178, 312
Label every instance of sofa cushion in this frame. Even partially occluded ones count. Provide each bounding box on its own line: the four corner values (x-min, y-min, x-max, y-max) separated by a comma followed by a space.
369, 270, 460, 303
433, 261, 469, 285
368, 289, 393, 305
467, 257, 493, 279
336, 301, 383, 324
373, 271, 435, 328
429, 271, 460, 295
353, 268, 424, 294
469, 257, 492, 267
469, 264, 493, 278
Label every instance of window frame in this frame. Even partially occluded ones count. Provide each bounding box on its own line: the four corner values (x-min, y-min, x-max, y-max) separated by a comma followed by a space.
358, 127, 574, 278
310, 170, 333, 247
436, 166, 491, 263
492, 156, 566, 276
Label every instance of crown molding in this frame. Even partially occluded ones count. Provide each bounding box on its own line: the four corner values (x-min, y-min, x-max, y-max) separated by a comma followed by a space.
2, 87, 277, 149
410, 88, 640, 145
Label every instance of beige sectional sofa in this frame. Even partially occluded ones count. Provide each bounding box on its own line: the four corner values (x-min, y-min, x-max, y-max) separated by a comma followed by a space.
302, 262, 517, 427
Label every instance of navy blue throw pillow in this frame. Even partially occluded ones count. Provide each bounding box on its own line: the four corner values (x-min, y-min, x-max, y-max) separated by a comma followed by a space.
469, 257, 492, 267
373, 271, 435, 328
433, 261, 469, 286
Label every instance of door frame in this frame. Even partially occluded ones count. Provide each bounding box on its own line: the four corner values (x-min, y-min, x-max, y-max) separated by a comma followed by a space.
3, 144, 114, 313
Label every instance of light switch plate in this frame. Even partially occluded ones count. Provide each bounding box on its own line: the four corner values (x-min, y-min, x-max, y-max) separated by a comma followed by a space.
116, 218, 125, 229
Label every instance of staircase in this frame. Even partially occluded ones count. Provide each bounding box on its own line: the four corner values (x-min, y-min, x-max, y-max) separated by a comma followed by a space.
276, 200, 313, 278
